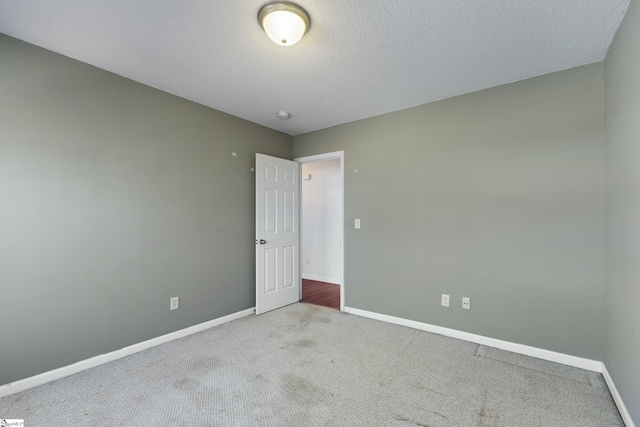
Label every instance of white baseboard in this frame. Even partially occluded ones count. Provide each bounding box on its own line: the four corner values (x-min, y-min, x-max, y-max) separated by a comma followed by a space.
301, 274, 341, 285
0, 307, 255, 398
602, 364, 637, 427
344, 306, 603, 372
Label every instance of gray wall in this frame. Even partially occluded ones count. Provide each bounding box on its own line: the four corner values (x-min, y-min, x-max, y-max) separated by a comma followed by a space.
604, 0, 640, 422
294, 64, 606, 360
0, 34, 292, 385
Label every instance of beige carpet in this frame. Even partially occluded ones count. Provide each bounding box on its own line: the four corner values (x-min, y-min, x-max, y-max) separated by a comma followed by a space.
0, 303, 624, 426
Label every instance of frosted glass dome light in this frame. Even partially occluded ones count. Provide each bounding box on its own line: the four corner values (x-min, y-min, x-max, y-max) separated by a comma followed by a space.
258, 2, 310, 47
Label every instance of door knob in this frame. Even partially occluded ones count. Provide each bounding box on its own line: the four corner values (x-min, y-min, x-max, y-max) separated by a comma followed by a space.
259, 239, 267, 244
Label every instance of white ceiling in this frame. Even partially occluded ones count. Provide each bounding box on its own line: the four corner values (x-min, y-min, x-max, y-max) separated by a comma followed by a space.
0, 0, 629, 136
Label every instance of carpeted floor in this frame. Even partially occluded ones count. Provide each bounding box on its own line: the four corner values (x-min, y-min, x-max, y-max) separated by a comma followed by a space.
0, 303, 623, 426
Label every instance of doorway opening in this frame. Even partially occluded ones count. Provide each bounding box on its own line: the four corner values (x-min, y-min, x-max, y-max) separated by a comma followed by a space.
295, 151, 344, 311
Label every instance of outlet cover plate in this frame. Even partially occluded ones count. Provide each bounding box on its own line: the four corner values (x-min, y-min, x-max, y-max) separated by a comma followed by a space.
441, 294, 450, 307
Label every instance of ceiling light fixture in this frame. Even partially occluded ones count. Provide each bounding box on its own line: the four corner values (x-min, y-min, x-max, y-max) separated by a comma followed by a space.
258, 2, 310, 47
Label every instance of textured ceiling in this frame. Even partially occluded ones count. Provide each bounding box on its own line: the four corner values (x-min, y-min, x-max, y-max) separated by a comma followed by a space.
0, 0, 630, 136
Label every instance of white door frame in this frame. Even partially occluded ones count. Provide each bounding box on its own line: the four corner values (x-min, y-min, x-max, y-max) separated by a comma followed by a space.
295, 151, 345, 311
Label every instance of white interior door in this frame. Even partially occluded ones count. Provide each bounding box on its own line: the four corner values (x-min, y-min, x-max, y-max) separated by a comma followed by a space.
256, 153, 300, 314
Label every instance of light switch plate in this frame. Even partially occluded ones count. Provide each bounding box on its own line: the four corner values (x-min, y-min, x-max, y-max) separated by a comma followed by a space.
355, 219, 361, 229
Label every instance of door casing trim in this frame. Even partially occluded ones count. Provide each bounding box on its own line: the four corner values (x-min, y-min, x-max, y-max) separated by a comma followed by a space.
295, 151, 345, 311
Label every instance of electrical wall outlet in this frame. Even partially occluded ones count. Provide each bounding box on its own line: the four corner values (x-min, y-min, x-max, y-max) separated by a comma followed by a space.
441, 294, 450, 307
462, 297, 470, 310
170, 297, 179, 311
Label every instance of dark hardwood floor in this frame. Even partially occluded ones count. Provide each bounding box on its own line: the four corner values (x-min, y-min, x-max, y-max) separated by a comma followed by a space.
301, 279, 340, 310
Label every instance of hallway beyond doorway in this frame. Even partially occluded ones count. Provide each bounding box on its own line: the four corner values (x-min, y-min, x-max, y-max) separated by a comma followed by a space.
301, 279, 340, 310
